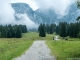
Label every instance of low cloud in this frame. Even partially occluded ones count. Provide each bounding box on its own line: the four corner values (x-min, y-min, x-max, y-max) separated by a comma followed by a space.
1, 0, 76, 16
0, 0, 38, 29
0, 0, 77, 28
33, 0, 76, 16
0, 1, 15, 24
14, 13, 38, 29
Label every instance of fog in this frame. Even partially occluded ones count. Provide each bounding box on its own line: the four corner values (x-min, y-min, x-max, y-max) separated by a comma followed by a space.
0, 0, 76, 29
0, 0, 38, 29
10, 0, 76, 15
15, 13, 38, 29
33, 0, 76, 16
0, 1, 15, 24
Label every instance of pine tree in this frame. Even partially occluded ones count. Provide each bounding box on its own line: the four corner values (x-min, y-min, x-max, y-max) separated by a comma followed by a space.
23, 25, 27, 33
7, 29, 12, 38
59, 22, 67, 37
50, 24, 54, 34
39, 23, 46, 37
15, 26, 22, 38
56, 25, 59, 34
46, 24, 50, 34
49, 23, 56, 34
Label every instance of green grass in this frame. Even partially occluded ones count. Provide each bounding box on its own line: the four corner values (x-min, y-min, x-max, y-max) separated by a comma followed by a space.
0, 32, 80, 60
0, 32, 55, 60
0, 38, 33, 60
22, 32, 55, 40
46, 40, 80, 60
68, 38, 80, 41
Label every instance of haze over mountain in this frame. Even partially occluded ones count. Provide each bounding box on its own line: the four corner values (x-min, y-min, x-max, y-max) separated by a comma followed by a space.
35, 3, 80, 24
12, 3, 80, 25
0, 0, 79, 29
12, 3, 42, 24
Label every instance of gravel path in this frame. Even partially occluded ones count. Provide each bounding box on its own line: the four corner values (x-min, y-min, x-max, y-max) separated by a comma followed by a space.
13, 41, 56, 60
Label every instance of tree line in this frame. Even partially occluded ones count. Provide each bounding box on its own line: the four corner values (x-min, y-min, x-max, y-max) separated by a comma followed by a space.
0, 24, 27, 38
38, 22, 80, 38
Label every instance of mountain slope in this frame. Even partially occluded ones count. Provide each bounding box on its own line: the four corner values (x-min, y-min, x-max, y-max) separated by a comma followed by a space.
35, 9, 57, 24
11, 3, 80, 25
11, 3, 43, 24
35, 3, 80, 24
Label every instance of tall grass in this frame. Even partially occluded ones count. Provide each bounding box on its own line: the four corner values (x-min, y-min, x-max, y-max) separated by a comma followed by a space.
0, 32, 80, 60
0, 38, 33, 60
46, 40, 80, 60
0, 32, 55, 60
22, 32, 55, 40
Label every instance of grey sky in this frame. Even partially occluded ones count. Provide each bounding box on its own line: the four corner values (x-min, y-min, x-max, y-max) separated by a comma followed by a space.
9, 0, 76, 15
0, 0, 38, 28
0, 0, 76, 15
0, 0, 76, 27
34, 0, 75, 15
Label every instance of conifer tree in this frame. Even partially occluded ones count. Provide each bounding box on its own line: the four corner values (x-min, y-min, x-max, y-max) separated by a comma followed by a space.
15, 26, 22, 38
46, 24, 50, 34
59, 22, 67, 37
39, 23, 46, 37
50, 24, 54, 34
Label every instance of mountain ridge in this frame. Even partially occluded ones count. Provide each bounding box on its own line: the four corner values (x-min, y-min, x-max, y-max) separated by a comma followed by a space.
11, 3, 80, 24
11, 3, 43, 24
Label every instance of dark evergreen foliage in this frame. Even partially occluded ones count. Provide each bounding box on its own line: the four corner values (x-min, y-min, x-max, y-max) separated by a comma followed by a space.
59, 22, 67, 37
38, 22, 80, 38
46, 24, 50, 34
0, 24, 27, 38
57, 22, 80, 38
15, 26, 22, 38
50, 23, 56, 34
38, 23, 46, 37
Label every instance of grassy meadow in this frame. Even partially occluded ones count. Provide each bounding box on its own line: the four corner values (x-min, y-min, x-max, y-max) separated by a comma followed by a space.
0, 38, 33, 60
22, 32, 55, 40
46, 39, 80, 60
0, 32, 80, 60
0, 32, 55, 60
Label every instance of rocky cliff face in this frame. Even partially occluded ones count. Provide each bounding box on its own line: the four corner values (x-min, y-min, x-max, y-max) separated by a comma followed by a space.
11, 3, 80, 25
11, 3, 43, 24
35, 3, 80, 24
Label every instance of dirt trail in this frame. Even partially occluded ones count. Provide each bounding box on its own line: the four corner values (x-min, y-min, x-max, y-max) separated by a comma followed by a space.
13, 41, 56, 60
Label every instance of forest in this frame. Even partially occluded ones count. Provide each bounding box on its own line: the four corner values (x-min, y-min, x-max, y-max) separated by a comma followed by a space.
38, 22, 80, 38
0, 25, 27, 38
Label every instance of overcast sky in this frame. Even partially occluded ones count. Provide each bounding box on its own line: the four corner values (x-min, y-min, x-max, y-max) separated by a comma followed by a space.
0, 0, 76, 15
0, 0, 76, 27
9, 0, 76, 15
10, 0, 75, 9
0, 0, 76, 18
0, 0, 39, 28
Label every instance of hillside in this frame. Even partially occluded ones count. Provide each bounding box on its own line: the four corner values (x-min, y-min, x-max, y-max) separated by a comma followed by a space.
11, 3, 80, 24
